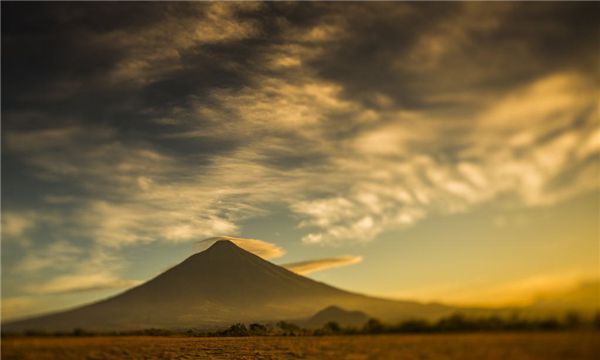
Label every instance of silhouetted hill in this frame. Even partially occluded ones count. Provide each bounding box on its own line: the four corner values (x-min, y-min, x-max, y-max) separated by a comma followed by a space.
299, 305, 370, 328
3, 240, 459, 332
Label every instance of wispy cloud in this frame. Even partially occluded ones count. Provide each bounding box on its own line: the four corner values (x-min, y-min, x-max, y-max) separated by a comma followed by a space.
105, 2, 261, 85
5, 66, 597, 252
16, 241, 83, 273
16, 246, 138, 297
1, 296, 38, 321
283, 255, 363, 275
1, 211, 63, 247
291, 72, 598, 244
5, 4, 597, 250
1, 212, 36, 240
28, 273, 140, 295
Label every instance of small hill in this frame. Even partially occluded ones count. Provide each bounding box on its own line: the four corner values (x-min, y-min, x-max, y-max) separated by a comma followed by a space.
301, 306, 370, 328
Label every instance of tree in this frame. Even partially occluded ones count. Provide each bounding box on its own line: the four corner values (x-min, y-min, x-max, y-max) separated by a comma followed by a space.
72, 328, 87, 336
323, 321, 341, 334
222, 323, 248, 336
277, 321, 300, 335
396, 319, 430, 333
436, 313, 470, 331
564, 311, 581, 329
249, 323, 267, 335
363, 318, 384, 334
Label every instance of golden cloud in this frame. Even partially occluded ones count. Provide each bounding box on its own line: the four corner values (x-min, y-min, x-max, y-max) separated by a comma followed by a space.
388, 268, 599, 309
283, 255, 363, 275
1, 296, 37, 321
28, 273, 140, 295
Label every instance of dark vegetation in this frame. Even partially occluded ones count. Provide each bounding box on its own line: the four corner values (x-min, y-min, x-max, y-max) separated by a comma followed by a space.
5, 311, 599, 338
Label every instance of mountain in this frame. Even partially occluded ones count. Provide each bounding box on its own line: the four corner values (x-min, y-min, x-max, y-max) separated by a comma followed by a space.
3, 240, 459, 332
299, 305, 370, 328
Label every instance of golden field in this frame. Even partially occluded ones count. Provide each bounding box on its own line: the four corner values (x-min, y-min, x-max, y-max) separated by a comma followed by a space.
2, 332, 599, 360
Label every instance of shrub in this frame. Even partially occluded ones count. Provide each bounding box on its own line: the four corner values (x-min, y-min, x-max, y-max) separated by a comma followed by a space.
221, 323, 249, 337
363, 318, 384, 334
323, 321, 341, 334
249, 323, 267, 335
277, 321, 300, 336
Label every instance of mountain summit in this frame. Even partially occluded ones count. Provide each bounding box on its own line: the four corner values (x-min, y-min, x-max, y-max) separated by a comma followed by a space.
3, 240, 455, 332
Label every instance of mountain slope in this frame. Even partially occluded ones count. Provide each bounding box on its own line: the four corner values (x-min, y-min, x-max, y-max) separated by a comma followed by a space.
3, 240, 458, 332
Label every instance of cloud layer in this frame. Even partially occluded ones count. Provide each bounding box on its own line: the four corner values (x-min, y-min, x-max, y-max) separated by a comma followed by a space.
2, 2, 598, 313
3, 2, 597, 248
29, 274, 141, 295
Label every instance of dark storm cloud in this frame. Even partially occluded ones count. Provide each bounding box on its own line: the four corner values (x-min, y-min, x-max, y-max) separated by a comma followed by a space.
308, 2, 599, 110
1, 2, 323, 114
2, 0, 597, 203
2, 2, 170, 106
2, 3, 249, 119
1, 1, 271, 194
3, 2, 597, 128
1, 1, 343, 180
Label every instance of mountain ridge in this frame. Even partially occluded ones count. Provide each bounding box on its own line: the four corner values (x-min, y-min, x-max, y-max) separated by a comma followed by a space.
3, 240, 459, 332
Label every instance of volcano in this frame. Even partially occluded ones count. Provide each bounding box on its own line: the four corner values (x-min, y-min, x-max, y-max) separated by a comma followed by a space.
3, 240, 458, 332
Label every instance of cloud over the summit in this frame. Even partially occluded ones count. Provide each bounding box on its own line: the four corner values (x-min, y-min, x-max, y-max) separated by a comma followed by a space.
200, 236, 286, 260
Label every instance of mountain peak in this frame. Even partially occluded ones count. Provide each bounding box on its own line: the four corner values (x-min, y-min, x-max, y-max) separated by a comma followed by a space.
208, 238, 239, 250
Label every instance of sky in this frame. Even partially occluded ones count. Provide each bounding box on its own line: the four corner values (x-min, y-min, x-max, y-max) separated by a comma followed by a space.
1, 2, 599, 321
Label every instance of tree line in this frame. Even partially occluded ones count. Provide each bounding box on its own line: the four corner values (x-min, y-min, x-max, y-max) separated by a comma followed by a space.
7, 311, 600, 337
214, 311, 600, 337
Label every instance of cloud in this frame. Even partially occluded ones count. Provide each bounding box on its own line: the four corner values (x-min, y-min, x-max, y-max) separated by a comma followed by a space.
4, 125, 268, 248
28, 273, 140, 295
6, 72, 596, 250
283, 255, 363, 275
291, 72, 598, 244
387, 268, 599, 308
199, 236, 286, 260
102, 2, 261, 84
313, 3, 598, 110
16, 241, 83, 273
1, 296, 37, 321
1, 211, 63, 247
2, 2, 263, 104
5, 3, 597, 250
1, 212, 35, 239
14, 245, 139, 296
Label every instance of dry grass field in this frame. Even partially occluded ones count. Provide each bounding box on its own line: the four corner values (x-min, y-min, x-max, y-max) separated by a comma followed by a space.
2, 332, 599, 360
